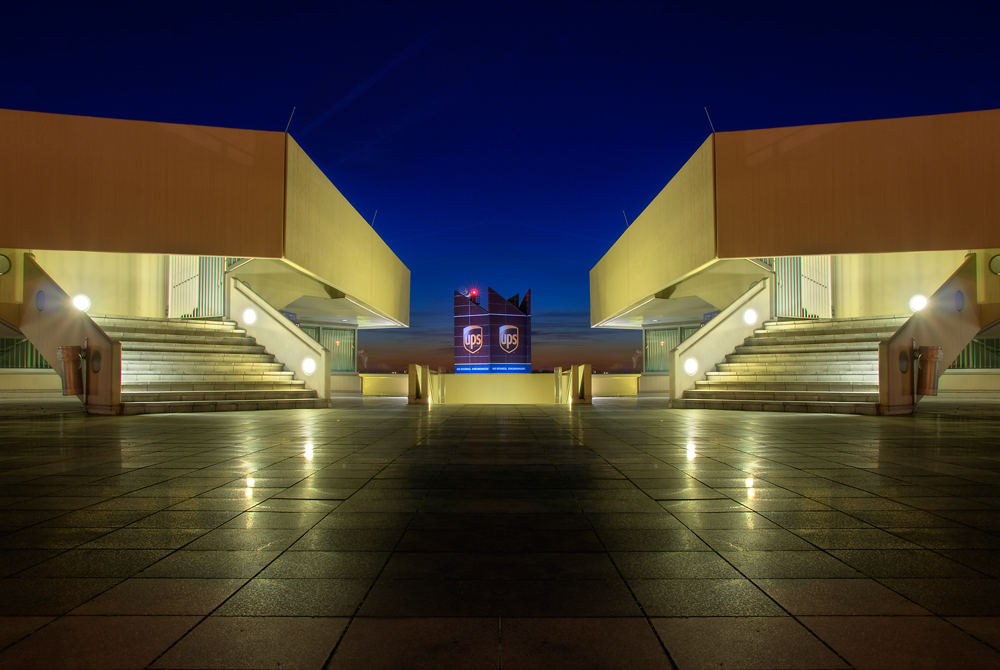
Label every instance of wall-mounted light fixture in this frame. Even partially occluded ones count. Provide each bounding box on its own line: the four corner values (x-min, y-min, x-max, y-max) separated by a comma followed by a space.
683, 357, 698, 376
72, 294, 91, 312
909, 294, 928, 312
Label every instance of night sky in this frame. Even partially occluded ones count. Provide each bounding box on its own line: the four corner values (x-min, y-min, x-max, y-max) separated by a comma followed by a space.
4, 3, 999, 372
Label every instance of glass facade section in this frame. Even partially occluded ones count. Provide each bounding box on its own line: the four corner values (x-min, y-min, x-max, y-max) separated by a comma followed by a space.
950, 338, 1000, 369
643, 326, 702, 373
0, 339, 49, 369
644, 328, 680, 373
320, 328, 356, 373
299, 326, 357, 372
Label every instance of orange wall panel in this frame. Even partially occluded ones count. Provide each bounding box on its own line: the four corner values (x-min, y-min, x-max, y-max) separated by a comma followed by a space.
716, 109, 1000, 258
0, 109, 285, 257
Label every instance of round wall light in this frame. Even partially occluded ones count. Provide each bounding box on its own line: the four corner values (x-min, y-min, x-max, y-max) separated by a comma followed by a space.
72, 294, 91, 312
909, 294, 928, 312
0, 254, 10, 275
302, 357, 317, 376
743, 308, 757, 325
683, 357, 698, 376
243, 308, 257, 325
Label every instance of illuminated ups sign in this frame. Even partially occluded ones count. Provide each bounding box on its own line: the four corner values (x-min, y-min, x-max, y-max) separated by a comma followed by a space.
454, 287, 531, 374
499, 325, 518, 353
463, 325, 483, 354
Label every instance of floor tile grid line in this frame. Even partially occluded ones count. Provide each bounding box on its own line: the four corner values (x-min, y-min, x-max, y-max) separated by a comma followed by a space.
0, 480, 334, 661
567, 412, 920, 670
700, 442, 1000, 565
320, 409, 476, 670
636, 432, 1000, 554
595, 409, 1000, 662
535, 411, 683, 670
0, 452, 287, 655
0, 409, 408, 664
140, 471, 361, 669
699, 519, 1000, 661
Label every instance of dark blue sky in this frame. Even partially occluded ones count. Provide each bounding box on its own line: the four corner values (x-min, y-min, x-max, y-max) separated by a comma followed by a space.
4, 2, 999, 371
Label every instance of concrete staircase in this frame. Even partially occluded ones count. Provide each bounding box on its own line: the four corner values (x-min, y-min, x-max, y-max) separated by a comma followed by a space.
91, 316, 328, 415
672, 315, 909, 415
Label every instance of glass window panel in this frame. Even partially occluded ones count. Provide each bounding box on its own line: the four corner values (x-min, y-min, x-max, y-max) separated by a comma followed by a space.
320, 327, 356, 373
644, 328, 679, 373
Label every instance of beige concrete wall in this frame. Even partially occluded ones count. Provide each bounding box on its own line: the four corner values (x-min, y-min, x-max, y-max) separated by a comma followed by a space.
442, 373, 557, 404
0, 369, 61, 394
32, 250, 167, 318
592, 374, 639, 397
939, 369, 1000, 394
362, 373, 408, 396
284, 136, 410, 326
0, 108, 285, 257
716, 109, 1000, 258
591, 136, 716, 326
330, 374, 362, 393
638, 374, 670, 394
833, 250, 968, 318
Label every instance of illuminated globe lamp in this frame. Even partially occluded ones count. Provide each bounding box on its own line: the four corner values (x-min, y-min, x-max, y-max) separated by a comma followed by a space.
72, 294, 91, 312
909, 294, 928, 312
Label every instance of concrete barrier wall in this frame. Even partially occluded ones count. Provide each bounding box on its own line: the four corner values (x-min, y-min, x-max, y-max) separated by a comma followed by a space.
361, 374, 408, 396
0, 369, 61, 395
638, 374, 670, 394
330, 374, 362, 394
443, 374, 557, 404
592, 374, 639, 397
938, 369, 1000, 395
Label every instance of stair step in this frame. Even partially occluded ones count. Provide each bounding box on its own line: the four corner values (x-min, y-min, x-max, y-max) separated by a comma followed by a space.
672, 398, 879, 414
122, 362, 286, 373
762, 315, 908, 331
735, 342, 880, 355
122, 389, 319, 402
684, 389, 879, 402
716, 362, 878, 373
122, 372, 296, 384
122, 352, 276, 363
105, 332, 257, 346
743, 332, 896, 346
726, 352, 879, 363
121, 342, 267, 355
122, 380, 307, 391
92, 315, 238, 331
705, 372, 878, 383
121, 397, 329, 415
695, 380, 877, 392
103, 325, 247, 338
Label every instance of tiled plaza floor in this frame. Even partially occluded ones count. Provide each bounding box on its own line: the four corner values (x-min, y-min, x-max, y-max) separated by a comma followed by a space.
0, 397, 999, 669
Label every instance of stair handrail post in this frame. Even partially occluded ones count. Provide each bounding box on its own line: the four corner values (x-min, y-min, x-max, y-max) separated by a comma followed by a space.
228, 277, 331, 400
669, 278, 771, 404
878, 254, 981, 415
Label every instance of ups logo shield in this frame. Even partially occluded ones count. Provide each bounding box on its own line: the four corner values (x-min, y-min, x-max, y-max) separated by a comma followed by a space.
463, 325, 483, 354
499, 325, 519, 353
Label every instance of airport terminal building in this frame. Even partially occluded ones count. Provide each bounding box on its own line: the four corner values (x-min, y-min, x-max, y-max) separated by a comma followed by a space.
590, 109, 1000, 414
